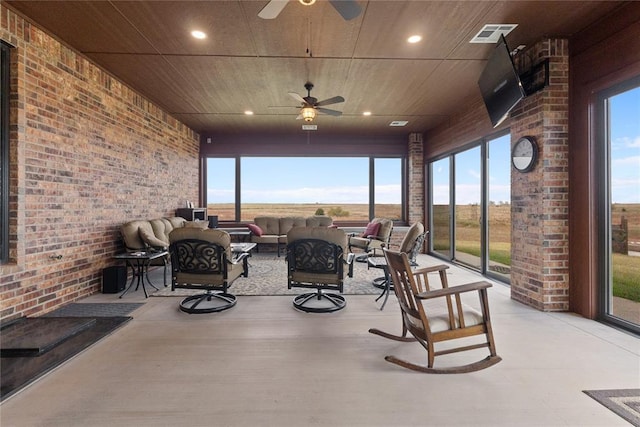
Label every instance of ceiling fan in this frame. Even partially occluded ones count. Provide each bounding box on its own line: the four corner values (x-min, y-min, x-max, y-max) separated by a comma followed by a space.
289, 82, 345, 122
258, 0, 362, 21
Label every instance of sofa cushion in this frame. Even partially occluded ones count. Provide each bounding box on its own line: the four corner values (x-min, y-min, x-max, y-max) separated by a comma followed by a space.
184, 221, 209, 229
305, 215, 333, 227
247, 223, 263, 236
165, 216, 187, 229
149, 218, 171, 245
138, 223, 169, 249
121, 220, 148, 250
254, 216, 281, 236
279, 217, 307, 235
363, 221, 381, 238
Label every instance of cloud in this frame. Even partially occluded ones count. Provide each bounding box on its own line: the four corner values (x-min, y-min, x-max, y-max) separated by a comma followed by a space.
613, 136, 640, 149
612, 155, 640, 167
468, 169, 481, 180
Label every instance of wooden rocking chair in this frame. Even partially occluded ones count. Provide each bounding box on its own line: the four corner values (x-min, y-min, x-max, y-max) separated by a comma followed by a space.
369, 250, 501, 373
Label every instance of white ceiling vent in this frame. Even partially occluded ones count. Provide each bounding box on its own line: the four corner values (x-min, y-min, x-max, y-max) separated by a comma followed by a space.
302, 124, 317, 131
469, 24, 518, 43
389, 121, 408, 127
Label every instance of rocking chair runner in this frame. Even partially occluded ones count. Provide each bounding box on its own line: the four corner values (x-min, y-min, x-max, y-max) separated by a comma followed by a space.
369, 250, 501, 373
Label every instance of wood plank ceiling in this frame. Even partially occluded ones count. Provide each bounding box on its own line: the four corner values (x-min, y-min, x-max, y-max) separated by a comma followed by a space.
6, 1, 623, 137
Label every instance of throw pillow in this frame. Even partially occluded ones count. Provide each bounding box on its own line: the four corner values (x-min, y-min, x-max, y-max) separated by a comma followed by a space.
247, 223, 263, 237
362, 221, 381, 238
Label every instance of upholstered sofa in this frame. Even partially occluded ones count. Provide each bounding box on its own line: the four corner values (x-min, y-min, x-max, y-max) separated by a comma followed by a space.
120, 216, 208, 252
248, 216, 334, 256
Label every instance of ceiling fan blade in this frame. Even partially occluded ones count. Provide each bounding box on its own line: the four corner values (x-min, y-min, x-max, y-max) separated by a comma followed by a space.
317, 107, 343, 117
315, 96, 345, 107
288, 92, 305, 104
258, 0, 290, 19
329, 0, 362, 21
295, 113, 303, 120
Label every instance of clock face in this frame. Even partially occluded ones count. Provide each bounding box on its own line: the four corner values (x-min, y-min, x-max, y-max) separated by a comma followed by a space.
512, 137, 537, 172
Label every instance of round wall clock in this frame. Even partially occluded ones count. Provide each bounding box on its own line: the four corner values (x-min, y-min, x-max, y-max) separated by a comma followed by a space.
512, 136, 538, 172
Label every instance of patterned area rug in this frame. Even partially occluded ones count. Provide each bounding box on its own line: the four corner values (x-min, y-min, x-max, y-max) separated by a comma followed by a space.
583, 389, 640, 426
152, 253, 385, 296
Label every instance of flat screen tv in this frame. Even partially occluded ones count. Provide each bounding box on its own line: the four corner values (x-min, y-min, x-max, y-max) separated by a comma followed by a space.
478, 34, 526, 128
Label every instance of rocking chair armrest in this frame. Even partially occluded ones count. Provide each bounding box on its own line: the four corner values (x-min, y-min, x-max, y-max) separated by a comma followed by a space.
416, 281, 492, 300
413, 264, 450, 275
230, 252, 250, 265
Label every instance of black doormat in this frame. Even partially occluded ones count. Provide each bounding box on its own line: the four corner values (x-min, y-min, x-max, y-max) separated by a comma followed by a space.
42, 302, 144, 317
583, 389, 640, 426
0, 315, 133, 402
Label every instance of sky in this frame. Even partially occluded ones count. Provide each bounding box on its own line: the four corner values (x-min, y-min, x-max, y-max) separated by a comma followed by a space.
207, 86, 639, 206
610, 85, 640, 204
207, 157, 401, 204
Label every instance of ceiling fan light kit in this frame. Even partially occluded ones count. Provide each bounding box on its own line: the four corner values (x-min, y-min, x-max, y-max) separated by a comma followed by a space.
301, 107, 316, 122
258, 0, 362, 21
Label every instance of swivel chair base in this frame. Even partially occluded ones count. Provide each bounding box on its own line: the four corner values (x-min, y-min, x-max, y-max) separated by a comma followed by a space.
293, 290, 346, 313
179, 291, 237, 314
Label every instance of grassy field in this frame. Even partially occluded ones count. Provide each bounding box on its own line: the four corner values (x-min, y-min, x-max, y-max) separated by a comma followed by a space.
210, 202, 639, 302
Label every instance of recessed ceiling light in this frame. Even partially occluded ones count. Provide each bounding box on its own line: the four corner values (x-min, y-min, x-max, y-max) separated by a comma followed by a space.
363, 111, 372, 116
407, 35, 422, 44
191, 30, 206, 39
244, 110, 254, 115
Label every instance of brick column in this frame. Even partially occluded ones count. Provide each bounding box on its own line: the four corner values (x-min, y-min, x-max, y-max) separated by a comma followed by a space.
509, 39, 570, 311
399, 132, 425, 249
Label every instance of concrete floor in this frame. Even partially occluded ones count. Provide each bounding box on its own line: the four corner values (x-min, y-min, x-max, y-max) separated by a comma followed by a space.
1, 256, 638, 426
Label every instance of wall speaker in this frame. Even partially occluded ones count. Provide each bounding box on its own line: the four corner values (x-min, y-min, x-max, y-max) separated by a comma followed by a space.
102, 266, 127, 293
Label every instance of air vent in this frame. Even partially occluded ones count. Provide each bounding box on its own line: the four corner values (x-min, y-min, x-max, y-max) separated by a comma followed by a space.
302, 124, 317, 131
470, 24, 518, 43
389, 121, 408, 127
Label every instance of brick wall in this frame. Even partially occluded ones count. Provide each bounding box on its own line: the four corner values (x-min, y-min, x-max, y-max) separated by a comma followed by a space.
0, 6, 200, 321
509, 39, 570, 311
385, 133, 426, 250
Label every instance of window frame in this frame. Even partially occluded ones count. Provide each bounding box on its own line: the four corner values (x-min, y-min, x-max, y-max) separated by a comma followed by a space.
427, 129, 511, 284
203, 155, 407, 224
0, 41, 11, 264
596, 74, 640, 335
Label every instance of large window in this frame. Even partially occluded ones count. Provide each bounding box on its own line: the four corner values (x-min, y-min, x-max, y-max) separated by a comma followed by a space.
599, 77, 640, 333
205, 156, 404, 223
428, 132, 511, 283
0, 42, 11, 264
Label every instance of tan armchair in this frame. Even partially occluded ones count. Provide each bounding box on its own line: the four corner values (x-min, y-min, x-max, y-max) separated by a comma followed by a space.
169, 228, 248, 314
369, 250, 501, 373
286, 227, 354, 313
398, 221, 427, 266
348, 217, 394, 260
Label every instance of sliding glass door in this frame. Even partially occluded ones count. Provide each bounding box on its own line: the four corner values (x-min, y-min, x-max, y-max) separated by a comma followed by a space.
599, 78, 640, 332
487, 134, 512, 280
429, 132, 511, 283
431, 157, 451, 259
454, 147, 482, 269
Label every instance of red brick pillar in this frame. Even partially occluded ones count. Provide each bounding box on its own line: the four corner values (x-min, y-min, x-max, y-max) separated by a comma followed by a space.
509, 39, 570, 311
406, 133, 425, 250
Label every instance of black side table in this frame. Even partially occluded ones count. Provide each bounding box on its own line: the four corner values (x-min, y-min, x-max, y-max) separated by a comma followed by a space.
113, 250, 168, 298
367, 257, 392, 310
